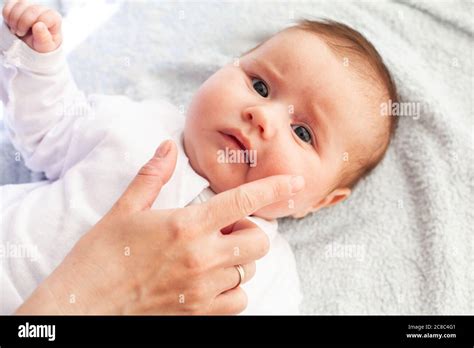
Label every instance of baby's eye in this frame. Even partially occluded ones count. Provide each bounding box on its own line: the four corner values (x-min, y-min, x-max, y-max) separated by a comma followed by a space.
252, 78, 269, 98
292, 124, 313, 144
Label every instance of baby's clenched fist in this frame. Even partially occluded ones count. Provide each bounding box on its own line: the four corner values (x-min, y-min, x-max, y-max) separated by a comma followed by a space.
2, 0, 62, 53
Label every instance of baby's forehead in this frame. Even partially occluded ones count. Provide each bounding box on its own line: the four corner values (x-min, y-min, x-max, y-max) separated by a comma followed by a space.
246, 29, 336, 75
246, 30, 378, 109
247, 28, 383, 95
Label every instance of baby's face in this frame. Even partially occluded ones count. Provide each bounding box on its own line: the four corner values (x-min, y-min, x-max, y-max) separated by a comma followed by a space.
184, 28, 379, 219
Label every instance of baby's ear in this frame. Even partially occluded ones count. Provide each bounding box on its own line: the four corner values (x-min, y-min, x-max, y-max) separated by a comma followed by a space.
292, 187, 351, 218
315, 187, 351, 211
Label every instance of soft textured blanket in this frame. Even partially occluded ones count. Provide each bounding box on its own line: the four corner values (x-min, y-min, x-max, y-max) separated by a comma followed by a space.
1, 0, 472, 314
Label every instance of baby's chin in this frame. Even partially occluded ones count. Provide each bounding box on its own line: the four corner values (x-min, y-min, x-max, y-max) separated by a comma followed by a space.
187, 148, 295, 220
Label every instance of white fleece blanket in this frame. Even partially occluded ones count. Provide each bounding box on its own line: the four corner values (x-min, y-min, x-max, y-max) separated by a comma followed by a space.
0, 0, 472, 314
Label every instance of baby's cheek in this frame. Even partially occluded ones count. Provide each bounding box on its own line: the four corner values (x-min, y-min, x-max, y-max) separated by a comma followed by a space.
248, 155, 318, 219
249, 152, 299, 179
195, 67, 239, 107
190, 85, 215, 118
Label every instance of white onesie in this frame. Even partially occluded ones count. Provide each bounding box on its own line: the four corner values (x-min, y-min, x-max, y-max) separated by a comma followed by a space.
0, 22, 301, 315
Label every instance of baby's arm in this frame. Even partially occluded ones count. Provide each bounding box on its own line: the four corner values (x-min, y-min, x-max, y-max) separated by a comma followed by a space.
0, 1, 92, 180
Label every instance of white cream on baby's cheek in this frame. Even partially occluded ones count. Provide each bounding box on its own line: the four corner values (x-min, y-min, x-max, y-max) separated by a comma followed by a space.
184, 29, 372, 219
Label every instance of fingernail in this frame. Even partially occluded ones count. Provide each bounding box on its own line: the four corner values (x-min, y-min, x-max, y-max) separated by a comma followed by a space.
290, 175, 305, 194
154, 140, 172, 158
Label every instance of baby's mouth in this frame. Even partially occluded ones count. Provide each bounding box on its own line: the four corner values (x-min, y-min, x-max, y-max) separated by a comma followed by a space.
218, 130, 257, 167
227, 134, 246, 151
219, 131, 249, 151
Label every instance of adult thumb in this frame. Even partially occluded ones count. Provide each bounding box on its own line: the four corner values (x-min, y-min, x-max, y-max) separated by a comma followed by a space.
115, 140, 178, 213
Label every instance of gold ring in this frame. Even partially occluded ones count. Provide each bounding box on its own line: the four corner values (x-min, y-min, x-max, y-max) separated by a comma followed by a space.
235, 264, 245, 287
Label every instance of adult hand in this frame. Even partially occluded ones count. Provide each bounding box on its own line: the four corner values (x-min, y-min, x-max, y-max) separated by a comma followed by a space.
15, 140, 305, 314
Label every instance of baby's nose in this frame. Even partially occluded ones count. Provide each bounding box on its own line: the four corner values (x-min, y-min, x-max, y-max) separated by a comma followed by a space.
242, 107, 277, 140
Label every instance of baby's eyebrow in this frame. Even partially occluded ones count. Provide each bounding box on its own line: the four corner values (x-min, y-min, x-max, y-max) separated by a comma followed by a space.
250, 58, 283, 83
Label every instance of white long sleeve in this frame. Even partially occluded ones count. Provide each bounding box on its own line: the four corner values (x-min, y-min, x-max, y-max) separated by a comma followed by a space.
0, 22, 91, 180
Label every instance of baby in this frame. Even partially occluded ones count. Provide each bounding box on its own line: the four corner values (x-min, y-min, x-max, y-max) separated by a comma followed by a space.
0, 2, 398, 314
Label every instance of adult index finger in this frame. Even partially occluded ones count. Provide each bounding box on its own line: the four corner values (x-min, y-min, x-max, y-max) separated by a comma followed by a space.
194, 175, 304, 232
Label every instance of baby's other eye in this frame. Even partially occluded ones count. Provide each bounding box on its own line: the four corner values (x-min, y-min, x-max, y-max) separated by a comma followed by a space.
252, 78, 269, 98
292, 124, 313, 144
